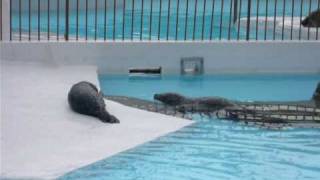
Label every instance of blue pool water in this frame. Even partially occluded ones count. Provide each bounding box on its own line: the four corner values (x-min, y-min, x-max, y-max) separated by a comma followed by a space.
60, 74, 320, 180
11, 0, 318, 40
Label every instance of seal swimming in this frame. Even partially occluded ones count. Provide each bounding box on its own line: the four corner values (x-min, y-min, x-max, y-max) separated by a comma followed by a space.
68, 81, 120, 123
313, 82, 320, 107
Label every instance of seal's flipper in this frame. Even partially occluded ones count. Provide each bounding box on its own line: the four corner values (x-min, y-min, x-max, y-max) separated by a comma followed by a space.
99, 110, 120, 123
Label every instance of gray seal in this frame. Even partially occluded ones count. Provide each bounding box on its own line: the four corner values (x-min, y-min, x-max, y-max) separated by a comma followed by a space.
68, 81, 120, 123
154, 93, 235, 113
313, 82, 320, 107
302, 9, 320, 27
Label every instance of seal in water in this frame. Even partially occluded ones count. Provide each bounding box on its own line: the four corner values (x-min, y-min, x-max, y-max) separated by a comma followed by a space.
154, 93, 235, 113
301, 9, 320, 27
154, 93, 190, 106
313, 82, 320, 107
68, 81, 120, 123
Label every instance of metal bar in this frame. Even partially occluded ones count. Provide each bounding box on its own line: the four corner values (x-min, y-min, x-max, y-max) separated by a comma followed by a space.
273, 0, 277, 40
149, 0, 153, 40
237, 0, 242, 40
209, 0, 215, 40
76, 0, 79, 40
29, 0, 31, 41
166, 0, 171, 40
228, 0, 233, 40
201, 0, 206, 40
175, 0, 180, 40
158, 0, 162, 40
192, 0, 198, 40
19, 0, 21, 41
107, 0, 109, 41
38, 0, 40, 41
113, 0, 116, 40
219, 0, 224, 40
57, 0, 59, 41
234, 0, 238, 24
246, 0, 251, 41
264, 0, 268, 40
317, 0, 320, 40
85, 0, 88, 40
141, 0, 144, 40
184, 0, 189, 40
307, 0, 312, 40
281, 0, 286, 40
48, 0, 50, 40
131, 0, 135, 40
256, 0, 260, 40
10, 0, 11, 41
123, 0, 125, 40
65, 0, 69, 41
95, 0, 97, 40
290, 0, 294, 40
299, 0, 303, 40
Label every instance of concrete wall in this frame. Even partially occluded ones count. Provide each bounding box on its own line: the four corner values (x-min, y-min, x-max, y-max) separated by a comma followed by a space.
1, 41, 320, 74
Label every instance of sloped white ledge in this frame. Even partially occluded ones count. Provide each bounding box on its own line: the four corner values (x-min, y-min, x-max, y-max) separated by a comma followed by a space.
0, 61, 193, 179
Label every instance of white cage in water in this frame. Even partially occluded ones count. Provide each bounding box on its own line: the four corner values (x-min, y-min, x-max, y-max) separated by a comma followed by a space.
180, 57, 204, 75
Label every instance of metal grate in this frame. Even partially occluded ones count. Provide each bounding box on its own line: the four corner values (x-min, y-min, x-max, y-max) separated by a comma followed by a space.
3, 0, 320, 41
217, 103, 320, 123
180, 57, 204, 75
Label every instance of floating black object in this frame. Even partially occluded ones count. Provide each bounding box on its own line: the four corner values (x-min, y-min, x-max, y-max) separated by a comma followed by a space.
129, 67, 162, 74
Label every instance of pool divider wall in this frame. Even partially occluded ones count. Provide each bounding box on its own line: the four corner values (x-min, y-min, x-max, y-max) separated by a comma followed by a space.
1, 41, 320, 74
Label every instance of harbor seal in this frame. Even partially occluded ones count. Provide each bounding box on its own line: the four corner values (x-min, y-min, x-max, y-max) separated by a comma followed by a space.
154, 93, 191, 106
313, 82, 320, 106
302, 9, 320, 27
68, 81, 120, 123
154, 93, 235, 113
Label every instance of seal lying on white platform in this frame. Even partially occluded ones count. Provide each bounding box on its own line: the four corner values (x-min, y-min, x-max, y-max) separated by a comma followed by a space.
68, 81, 120, 123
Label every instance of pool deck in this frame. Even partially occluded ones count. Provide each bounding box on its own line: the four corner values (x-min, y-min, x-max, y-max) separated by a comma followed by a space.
0, 61, 194, 179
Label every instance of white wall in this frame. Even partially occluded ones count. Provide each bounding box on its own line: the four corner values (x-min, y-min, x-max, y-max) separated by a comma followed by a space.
1, 41, 320, 74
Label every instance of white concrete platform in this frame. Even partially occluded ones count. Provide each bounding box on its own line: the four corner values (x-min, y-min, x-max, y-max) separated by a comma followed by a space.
0, 61, 193, 179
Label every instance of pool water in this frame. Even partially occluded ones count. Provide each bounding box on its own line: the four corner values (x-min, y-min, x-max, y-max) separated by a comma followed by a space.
60, 74, 320, 180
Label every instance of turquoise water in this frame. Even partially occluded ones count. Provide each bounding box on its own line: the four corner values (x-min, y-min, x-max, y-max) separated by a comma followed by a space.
11, 0, 319, 40
60, 74, 320, 180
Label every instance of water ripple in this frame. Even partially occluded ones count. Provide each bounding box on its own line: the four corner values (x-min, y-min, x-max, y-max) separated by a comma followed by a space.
60, 119, 320, 180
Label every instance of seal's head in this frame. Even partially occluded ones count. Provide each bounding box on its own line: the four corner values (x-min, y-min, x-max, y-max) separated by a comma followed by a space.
313, 82, 320, 103
154, 93, 187, 106
302, 9, 320, 27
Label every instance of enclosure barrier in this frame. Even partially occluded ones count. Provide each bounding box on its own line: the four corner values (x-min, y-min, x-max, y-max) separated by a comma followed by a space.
0, 0, 319, 41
